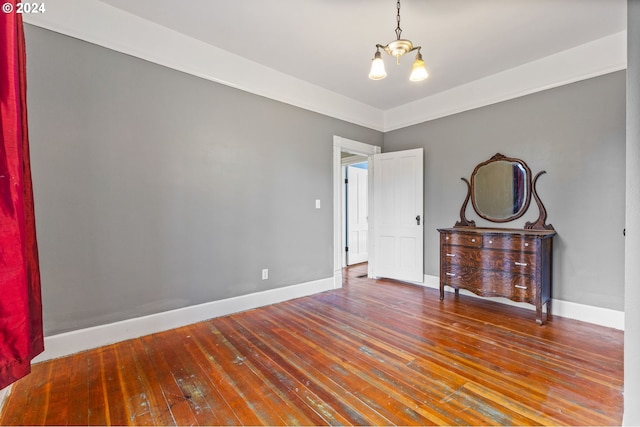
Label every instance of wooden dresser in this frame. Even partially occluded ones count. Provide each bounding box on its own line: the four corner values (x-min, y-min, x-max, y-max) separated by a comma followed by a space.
439, 153, 557, 325
438, 227, 555, 325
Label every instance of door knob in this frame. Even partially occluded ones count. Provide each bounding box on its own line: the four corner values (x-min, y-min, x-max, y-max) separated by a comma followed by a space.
416, 215, 421, 225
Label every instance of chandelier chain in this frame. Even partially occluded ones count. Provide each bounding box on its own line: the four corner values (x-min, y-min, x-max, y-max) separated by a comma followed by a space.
395, 0, 402, 40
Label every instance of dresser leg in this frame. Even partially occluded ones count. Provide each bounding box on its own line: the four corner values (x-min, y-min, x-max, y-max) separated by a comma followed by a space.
546, 300, 552, 322
439, 284, 444, 301
536, 304, 545, 325
536, 301, 553, 325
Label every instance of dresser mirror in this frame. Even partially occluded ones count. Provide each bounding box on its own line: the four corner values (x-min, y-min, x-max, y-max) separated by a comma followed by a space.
471, 155, 531, 222
456, 153, 554, 231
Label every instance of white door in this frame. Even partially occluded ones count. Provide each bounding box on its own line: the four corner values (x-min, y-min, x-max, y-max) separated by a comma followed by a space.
346, 165, 368, 265
372, 148, 424, 283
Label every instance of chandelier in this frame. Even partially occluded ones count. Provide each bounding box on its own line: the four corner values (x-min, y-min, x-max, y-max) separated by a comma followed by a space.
368, 0, 428, 82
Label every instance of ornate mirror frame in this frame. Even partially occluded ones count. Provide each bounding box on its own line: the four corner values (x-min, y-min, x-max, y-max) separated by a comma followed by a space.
455, 153, 554, 231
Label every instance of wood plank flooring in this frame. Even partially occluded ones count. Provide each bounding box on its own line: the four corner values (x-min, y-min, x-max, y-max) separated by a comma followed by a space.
0, 263, 624, 425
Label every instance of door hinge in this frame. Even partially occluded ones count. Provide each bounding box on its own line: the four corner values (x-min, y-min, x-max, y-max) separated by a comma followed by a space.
344, 178, 348, 184
345, 246, 349, 252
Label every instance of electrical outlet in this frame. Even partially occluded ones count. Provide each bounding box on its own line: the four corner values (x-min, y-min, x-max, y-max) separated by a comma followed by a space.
262, 269, 268, 280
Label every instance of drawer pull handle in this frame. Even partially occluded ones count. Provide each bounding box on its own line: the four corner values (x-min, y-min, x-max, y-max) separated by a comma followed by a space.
445, 253, 456, 257
515, 285, 528, 289
445, 273, 456, 277
525, 243, 529, 247
514, 262, 528, 266
471, 238, 476, 242
488, 240, 493, 244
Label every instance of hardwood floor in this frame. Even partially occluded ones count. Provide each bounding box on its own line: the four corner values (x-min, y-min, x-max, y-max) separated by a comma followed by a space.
0, 263, 623, 425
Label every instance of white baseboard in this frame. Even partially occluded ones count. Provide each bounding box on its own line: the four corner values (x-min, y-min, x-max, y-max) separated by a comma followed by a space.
32, 273, 623, 364
33, 276, 334, 363
420, 274, 624, 330
333, 271, 343, 289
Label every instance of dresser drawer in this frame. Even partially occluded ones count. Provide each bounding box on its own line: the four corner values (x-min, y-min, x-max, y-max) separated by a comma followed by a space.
441, 232, 482, 248
483, 250, 536, 275
488, 273, 536, 302
442, 246, 536, 274
441, 264, 535, 302
483, 234, 537, 253
441, 246, 483, 269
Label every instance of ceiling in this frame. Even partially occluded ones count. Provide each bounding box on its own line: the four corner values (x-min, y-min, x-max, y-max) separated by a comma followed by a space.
98, 0, 626, 111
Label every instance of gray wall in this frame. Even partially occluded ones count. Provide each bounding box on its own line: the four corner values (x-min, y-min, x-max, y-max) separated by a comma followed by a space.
24, 25, 383, 335
384, 71, 626, 310
625, 0, 640, 424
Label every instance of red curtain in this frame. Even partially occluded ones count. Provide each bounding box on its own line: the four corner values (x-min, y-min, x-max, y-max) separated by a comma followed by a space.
0, 2, 44, 389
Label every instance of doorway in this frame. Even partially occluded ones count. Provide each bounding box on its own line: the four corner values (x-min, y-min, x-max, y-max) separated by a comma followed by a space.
344, 160, 369, 266
332, 136, 380, 287
332, 136, 424, 287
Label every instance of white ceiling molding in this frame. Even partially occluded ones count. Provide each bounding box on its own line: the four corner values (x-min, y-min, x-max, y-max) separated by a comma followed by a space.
23, 0, 385, 131
384, 31, 627, 132
25, 0, 626, 133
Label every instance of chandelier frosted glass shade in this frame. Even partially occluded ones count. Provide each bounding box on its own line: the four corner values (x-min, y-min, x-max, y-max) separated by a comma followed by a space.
368, 51, 387, 80
409, 52, 428, 82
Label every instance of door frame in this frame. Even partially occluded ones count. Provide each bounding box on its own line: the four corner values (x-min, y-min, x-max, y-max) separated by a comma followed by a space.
333, 136, 381, 288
